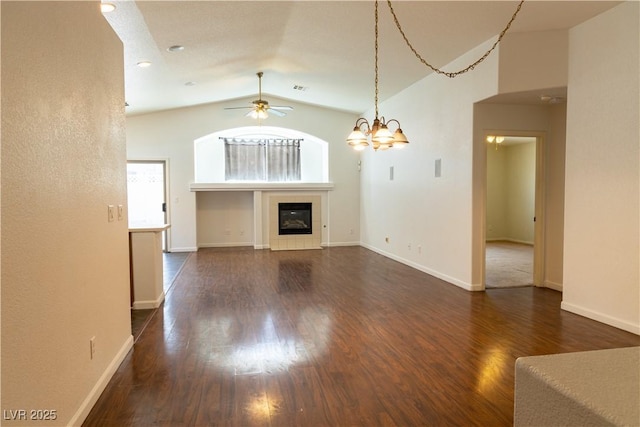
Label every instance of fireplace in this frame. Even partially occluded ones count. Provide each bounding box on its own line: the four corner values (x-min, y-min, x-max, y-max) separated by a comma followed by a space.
278, 203, 312, 235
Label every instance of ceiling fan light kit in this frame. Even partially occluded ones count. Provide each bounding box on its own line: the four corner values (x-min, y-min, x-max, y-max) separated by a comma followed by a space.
347, 0, 525, 152
225, 71, 293, 120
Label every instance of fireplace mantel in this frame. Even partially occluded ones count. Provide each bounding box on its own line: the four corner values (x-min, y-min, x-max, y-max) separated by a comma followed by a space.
190, 182, 334, 192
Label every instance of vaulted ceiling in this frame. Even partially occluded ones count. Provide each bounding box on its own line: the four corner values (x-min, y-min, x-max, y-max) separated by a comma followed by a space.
103, 1, 620, 116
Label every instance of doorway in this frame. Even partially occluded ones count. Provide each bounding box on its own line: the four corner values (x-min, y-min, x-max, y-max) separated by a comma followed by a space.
484, 134, 543, 288
126, 160, 169, 251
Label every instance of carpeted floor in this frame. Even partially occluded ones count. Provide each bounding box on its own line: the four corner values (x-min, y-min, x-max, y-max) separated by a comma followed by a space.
486, 240, 533, 288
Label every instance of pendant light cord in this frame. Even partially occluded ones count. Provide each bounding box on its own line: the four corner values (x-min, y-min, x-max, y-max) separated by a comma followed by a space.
374, 0, 380, 118
386, 0, 525, 78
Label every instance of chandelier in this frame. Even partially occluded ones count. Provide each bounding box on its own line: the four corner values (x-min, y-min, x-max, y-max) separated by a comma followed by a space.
347, 0, 525, 152
347, 1, 408, 152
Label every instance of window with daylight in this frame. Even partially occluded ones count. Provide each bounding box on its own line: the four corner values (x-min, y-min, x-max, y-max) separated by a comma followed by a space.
194, 126, 329, 183
223, 137, 301, 182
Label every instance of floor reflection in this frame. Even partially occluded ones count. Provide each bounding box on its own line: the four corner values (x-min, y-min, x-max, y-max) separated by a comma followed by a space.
85, 247, 640, 427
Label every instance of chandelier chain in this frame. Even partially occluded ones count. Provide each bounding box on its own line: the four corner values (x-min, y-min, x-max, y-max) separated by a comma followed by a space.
374, 0, 380, 118
386, 0, 525, 78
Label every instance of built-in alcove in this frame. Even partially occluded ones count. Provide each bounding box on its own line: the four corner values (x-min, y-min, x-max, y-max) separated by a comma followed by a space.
193, 126, 329, 183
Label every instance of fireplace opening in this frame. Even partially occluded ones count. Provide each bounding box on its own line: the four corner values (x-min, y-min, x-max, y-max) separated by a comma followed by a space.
279, 203, 312, 235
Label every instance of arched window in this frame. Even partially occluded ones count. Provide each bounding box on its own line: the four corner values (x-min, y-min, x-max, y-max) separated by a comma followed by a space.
194, 126, 329, 183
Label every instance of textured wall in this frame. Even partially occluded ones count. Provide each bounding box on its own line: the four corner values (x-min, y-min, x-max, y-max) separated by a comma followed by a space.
1, 2, 131, 424
563, 1, 640, 334
360, 38, 500, 290
126, 97, 360, 251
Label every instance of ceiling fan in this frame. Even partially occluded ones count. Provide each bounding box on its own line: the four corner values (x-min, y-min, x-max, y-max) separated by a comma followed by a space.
225, 72, 293, 119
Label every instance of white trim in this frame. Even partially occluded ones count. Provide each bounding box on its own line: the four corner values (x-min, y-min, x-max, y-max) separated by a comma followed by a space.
325, 241, 360, 247
168, 247, 198, 253
190, 182, 334, 192
361, 243, 480, 291
561, 301, 640, 335
198, 243, 254, 248
69, 335, 134, 426
544, 280, 563, 292
132, 292, 165, 310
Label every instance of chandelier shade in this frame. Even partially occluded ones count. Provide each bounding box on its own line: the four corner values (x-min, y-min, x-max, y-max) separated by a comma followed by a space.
346, 0, 524, 152
346, 1, 409, 152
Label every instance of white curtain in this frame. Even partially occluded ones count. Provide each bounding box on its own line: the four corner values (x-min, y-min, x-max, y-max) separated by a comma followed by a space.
223, 138, 301, 182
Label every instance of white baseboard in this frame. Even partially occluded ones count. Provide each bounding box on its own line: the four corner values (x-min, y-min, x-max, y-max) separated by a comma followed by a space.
168, 246, 197, 252
198, 242, 254, 248
561, 301, 640, 335
544, 280, 563, 292
360, 243, 480, 291
325, 241, 360, 247
132, 291, 165, 310
68, 335, 134, 426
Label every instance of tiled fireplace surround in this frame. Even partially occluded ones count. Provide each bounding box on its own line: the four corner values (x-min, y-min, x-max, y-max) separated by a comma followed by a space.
269, 194, 321, 250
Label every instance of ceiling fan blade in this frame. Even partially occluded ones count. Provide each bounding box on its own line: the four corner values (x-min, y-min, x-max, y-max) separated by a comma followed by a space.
224, 106, 253, 110
270, 106, 294, 111
267, 108, 286, 117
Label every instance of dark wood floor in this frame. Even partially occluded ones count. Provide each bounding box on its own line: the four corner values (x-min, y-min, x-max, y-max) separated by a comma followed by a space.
131, 252, 191, 342
84, 247, 640, 427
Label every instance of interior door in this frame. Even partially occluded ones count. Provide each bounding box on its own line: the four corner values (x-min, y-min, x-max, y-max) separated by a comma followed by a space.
126, 161, 168, 251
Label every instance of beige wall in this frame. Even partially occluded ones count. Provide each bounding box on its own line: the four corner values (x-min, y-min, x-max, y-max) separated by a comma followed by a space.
473, 103, 565, 289
498, 30, 568, 94
1, 2, 132, 425
126, 97, 359, 250
360, 37, 501, 291
197, 192, 255, 247
563, 2, 639, 334
545, 104, 567, 289
486, 142, 536, 244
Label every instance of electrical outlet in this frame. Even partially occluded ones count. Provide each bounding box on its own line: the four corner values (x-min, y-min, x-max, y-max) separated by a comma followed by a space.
90, 336, 96, 359
108, 205, 115, 222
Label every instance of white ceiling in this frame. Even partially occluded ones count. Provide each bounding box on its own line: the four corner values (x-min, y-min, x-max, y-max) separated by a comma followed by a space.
102, 1, 620, 116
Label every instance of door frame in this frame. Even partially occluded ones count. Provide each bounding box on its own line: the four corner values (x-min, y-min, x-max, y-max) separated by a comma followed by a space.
127, 158, 171, 251
479, 130, 546, 288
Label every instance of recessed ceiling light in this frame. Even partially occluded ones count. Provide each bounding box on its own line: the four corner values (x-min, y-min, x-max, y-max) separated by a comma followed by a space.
167, 45, 185, 52
136, 61, 152, 68
100, 3, 116, 13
